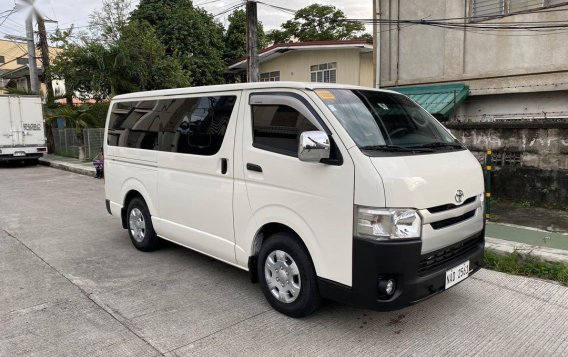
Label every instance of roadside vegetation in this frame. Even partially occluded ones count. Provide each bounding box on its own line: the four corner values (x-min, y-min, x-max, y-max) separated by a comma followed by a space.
484, 249, 568, 286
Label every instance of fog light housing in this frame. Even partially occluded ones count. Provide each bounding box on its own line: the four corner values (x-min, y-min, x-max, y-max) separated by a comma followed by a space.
378, 278, 396, 297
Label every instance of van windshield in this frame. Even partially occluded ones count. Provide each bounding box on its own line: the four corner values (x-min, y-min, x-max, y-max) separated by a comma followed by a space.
316, 89, 464, 153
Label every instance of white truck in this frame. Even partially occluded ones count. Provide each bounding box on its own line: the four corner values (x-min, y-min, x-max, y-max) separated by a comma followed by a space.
0, 95, 47, 164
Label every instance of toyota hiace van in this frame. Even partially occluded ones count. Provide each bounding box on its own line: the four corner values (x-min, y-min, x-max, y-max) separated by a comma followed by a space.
104, 82, 485, 317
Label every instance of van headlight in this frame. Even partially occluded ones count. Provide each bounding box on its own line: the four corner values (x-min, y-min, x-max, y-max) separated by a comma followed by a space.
355, 206, 422, 240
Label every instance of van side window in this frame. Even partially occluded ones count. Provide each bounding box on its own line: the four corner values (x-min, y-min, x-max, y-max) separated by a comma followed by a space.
252, 105, 318, 157
107, 100, 159, 149
107, 96, 236, 155
158, 96, 236, 156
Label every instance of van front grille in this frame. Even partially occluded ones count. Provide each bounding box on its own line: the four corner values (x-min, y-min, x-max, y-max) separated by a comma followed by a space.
427, 196, 476, 213
430, 209, 476, 230
418, 234, 483, 276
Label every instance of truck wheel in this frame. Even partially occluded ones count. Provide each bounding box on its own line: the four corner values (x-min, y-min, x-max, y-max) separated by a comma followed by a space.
258, 232, 321, 317
126, 198, 160, 252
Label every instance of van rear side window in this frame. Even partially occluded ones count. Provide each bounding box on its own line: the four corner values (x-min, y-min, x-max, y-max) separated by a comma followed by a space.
252, 105, 318, 157
107, 96, 236, 156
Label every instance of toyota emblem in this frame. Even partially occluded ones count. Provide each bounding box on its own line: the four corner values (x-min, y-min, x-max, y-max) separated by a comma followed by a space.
455, 190, 465, 204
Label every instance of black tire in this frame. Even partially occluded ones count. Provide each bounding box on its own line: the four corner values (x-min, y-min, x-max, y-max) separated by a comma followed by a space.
258, 232, 321, 317
126, 197, 160, 252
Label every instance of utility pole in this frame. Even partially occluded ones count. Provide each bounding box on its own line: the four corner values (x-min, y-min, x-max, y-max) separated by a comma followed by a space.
246, 0, 259, 82
36, 15, 54, 105
372, 0, 381, 89
25, 13, 40, 94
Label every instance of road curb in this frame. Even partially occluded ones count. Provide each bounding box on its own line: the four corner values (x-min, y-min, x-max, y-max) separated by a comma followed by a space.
486, 237, 568, 264
39, 157, 95, 177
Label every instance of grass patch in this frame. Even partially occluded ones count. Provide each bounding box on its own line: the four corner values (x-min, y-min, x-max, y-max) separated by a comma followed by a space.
484, 249, 568, 286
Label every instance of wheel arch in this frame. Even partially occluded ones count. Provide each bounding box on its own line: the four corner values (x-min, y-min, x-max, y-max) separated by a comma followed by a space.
120, 179, 157, 229
248, 221, 317, 284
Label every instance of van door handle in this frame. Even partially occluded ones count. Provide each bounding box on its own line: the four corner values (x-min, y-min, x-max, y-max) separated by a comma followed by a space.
221, 158, 228, 175
246, 163, 263, 173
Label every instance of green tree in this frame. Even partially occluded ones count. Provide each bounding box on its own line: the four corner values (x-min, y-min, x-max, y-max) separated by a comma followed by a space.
267, 4, 366, 43
115, 20, 189, 92
131, 0, 226, 86
51, 21, 188, 100
89, 0, 132, 46
265, 29, 289, 45
224, 9, 267, 64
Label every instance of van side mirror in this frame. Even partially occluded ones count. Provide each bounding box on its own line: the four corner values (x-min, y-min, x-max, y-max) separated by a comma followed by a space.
298, 131, 331, 162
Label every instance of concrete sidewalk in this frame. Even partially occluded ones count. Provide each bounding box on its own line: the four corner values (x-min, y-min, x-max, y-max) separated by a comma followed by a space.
38, 154, 568, 264
39, 154, 96, 177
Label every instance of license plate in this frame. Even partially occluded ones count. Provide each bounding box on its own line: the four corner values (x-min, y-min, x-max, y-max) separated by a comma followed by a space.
445, 261, 470, 289
13, 151, 26, 157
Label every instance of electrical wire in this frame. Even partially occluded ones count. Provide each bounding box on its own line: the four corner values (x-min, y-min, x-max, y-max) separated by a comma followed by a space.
0, 53, 29, 69
195, 0, 225, 6
256, 1, 568, 35
213, 2, 244, 17
0, 7, 16, 28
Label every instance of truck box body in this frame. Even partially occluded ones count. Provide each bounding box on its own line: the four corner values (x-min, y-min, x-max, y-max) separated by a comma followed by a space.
0, 96, 47, 162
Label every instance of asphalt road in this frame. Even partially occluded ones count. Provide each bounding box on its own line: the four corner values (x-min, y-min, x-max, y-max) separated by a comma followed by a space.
1, 165, 568, 357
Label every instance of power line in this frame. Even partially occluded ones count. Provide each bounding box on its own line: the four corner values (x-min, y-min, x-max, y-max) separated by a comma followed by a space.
213, 2, 244, 17
256, 1, 568, 35
195, 0, 225, 6
256, 2, 294, 15
0, 7, 16, 28
0, 53, 29, 68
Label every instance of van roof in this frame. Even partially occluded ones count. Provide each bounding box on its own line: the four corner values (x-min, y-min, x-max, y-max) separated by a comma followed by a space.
112, 81, 399, 100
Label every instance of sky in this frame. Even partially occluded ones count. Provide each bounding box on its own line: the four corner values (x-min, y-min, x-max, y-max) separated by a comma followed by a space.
0, 0, 373, 40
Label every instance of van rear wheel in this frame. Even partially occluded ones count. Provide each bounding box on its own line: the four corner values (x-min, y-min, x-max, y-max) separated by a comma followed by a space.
258, 233, 320, 317
126, 198, 160, 252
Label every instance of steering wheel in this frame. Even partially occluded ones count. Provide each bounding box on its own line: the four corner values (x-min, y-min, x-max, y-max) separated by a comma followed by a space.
388, 127, 409, 138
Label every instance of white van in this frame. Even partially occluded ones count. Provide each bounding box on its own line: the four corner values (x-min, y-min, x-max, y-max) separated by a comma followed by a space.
104, 82, 485, 317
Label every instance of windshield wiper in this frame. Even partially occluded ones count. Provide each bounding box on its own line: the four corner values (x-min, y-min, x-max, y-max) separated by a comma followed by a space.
359, 145, 433, 152
410, 142, 464, 150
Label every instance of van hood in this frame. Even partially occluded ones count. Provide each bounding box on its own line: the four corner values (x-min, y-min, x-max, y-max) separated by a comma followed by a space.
369, 150, 484, 210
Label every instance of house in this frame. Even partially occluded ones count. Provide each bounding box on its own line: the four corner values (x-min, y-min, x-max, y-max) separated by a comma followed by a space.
375, 0, 568, 207
227, 40, 374, 87
0, 39, 64, 95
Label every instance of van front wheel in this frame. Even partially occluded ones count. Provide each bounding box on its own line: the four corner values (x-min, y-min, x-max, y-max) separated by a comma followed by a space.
126, 198, 160, 252
258, 233, 320, 317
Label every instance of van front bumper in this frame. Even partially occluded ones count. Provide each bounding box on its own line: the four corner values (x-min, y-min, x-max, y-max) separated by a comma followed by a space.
318, 229, 485, 311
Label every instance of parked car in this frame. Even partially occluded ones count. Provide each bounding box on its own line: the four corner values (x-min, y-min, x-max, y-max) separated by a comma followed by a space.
104, 82, 485, 317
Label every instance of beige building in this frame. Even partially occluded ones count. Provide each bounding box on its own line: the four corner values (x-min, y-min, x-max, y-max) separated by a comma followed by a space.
0, 39, 63, 95
228, 40, 374, 87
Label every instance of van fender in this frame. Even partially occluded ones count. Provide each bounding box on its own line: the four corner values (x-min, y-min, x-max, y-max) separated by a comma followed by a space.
245, 204, 324, 278
120, 177, 158, 217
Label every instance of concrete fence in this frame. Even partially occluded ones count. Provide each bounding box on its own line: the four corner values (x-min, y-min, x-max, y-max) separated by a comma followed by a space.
52, 128, 104, 159
447, 120, 568, 208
